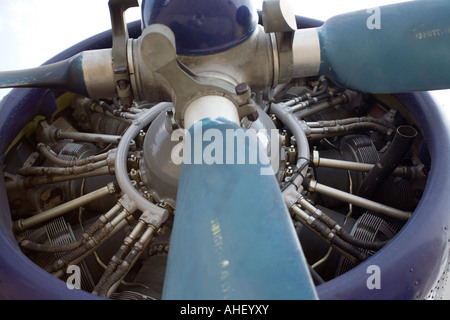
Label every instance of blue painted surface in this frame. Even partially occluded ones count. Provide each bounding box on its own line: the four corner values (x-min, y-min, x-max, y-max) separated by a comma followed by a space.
162, 118, 317, 300
0, 54, 88, 97
318, 0, 450, 93
141, 0, 258, 55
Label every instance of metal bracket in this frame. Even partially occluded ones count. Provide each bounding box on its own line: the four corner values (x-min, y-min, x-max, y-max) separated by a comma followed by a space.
262, 0, 297, 33
108, 0, 139, 108
138, 24, 257, 127
262, 0, 296, 84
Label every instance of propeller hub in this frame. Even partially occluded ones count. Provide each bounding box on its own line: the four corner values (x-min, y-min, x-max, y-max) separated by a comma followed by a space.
141, 0, 258, 55
140, 103, 279, 205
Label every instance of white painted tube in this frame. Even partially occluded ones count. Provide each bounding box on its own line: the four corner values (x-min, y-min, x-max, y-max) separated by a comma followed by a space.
183, 95, 240, 129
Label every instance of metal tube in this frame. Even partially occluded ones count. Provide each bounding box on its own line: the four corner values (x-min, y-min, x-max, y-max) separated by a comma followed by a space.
92, 220, 147, 295
57, 130, 122, 144
115, 102, 171, 216
308, 180, 412, 221
68, 219, 130, 268
48, 209, 131, 275
20, 203, 123, 253
291, 205, 366, 264
306, 117, 394, 128
21, 167, 112, 189
14, 185, 115, 232
295, 198, 388, 251
294, 95, 347, 119
37, 143, 109, 167
357, 125, 418, 199
51, 219, 129, 278
270, 102, 310, 186
18, 160, 109, 176
89, 102, 138, 121
317, 157, 377, 172
309, 123, 389, 135
104, 225, 156, 298
316, 157, 413, 178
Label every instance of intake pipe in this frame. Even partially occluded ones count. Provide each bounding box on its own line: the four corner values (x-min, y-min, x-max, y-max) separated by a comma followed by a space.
357, 125, 417, 200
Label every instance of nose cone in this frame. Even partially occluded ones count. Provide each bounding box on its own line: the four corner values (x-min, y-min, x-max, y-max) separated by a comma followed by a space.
141, 0, 258, 55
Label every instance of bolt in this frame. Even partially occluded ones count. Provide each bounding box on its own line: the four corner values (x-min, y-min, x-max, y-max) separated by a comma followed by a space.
130, 169, 140, 182
289, 145, 297, 164
166, 108, 174, 117
235, 82, 250, 95
117, 79, 130, 90
281, 130, 288, 146
271, 114, 279, 128
286, 166, 294, 176
247, 110, 259, 122
171, 122, 180, 131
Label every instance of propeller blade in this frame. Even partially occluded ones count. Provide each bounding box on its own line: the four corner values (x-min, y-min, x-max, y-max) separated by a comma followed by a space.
162, 118, 317, 300
293, 0, 450, 93
0, 49, 115, 98
0, 54, 88, 95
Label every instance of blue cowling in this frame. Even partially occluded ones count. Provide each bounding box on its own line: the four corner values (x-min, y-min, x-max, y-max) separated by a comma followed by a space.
141, 0, 258, 55
162, 118, 317, 300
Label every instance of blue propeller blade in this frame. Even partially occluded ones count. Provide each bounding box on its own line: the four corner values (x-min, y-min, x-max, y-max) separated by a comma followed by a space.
0, 54, 88, 97
314, 0, 450, 93
162, 118, 317, 300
